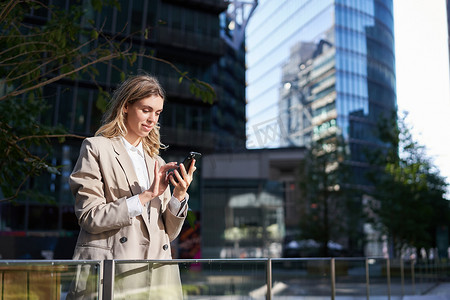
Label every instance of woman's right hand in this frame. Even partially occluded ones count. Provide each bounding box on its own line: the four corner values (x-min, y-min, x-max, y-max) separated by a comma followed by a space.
139, 161, 177, 205
170, 159, 196, 201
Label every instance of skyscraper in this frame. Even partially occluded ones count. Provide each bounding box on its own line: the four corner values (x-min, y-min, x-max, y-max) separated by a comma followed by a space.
246, 0, 396, 181
245, 0, 396, 253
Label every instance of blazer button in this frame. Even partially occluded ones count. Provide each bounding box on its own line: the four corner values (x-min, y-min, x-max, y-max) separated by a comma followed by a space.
119, 237, 127, 243
163, 244, 168, 251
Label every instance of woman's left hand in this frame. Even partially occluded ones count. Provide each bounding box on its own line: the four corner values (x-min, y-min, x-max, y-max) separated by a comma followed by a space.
170, 159, 196, 201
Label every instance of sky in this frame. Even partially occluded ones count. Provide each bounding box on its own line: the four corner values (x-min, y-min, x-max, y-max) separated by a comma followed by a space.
393, 0, 450, 197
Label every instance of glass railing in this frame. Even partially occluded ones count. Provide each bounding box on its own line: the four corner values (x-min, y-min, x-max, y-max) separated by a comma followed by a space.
106, 259, 268, 299
0, 258, 448, 299
0, 260, 102, 299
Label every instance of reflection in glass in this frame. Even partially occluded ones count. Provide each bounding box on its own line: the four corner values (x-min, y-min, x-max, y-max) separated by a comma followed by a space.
0, 261, 101, 299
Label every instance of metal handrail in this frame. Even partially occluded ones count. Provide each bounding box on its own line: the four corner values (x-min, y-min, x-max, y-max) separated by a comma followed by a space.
0, 257, 448, 299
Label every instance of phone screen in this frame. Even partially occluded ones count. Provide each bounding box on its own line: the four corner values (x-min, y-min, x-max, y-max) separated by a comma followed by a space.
181, 151, 202, 169
170, 151, 201, 183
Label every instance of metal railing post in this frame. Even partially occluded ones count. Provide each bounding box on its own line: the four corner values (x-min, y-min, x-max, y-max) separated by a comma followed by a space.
266, 258, 272, 300
331, 258, 336, 300
102, 260, 115, 300
411, 260, 416, 294
365, 258, 370, 300
400, 259, 405, 296
386, 258, 391, 300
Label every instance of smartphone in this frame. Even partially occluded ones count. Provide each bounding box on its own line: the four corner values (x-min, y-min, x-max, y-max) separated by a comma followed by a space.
170, 151, 202, 182
180, 151, 202, 170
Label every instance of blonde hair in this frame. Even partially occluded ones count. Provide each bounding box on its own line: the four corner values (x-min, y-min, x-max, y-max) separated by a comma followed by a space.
96, 74, 166, 157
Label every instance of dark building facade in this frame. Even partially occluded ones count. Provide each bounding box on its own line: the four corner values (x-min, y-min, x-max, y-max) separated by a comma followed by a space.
0, 0, 248, 259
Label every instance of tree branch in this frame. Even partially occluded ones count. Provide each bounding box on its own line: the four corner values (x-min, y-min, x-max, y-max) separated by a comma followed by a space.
15, 133, 85, 143
0, 51, 122, 101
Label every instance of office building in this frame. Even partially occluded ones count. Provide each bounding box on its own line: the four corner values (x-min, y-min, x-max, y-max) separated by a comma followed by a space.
247, 0, 396, 151
201, 148, 304, 258
245, 0, 397, 249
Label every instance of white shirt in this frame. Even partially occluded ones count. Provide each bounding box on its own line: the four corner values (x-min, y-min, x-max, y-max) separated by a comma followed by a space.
121, 137, 188, 218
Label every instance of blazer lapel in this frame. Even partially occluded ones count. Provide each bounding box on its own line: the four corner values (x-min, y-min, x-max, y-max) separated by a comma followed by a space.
111, 137, 142, 196
144, 153, 156, 234
144, 154, 155, 191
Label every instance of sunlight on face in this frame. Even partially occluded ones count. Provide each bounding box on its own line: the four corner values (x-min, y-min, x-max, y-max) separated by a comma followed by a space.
123, 95, 164, 146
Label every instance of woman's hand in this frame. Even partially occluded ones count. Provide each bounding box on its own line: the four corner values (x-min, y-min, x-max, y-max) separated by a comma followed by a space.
170, 159, 197, 201
139, 161, 177, 205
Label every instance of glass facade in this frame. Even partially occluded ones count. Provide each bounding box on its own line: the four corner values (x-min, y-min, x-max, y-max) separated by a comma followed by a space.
245, 0, 396, 254
246, 0, 397, 172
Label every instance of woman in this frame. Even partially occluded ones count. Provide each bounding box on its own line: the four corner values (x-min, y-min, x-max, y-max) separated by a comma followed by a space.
68, 75, 195, 299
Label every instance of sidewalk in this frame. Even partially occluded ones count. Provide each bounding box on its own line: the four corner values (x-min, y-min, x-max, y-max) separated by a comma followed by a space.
404, 282, 450, 300
424, 282, 450, 295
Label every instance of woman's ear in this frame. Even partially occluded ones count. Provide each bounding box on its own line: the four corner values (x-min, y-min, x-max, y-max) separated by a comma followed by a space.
123, 103, 128, 114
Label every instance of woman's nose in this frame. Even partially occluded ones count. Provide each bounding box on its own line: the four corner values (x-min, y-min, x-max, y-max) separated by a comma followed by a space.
147, 112, 156, 122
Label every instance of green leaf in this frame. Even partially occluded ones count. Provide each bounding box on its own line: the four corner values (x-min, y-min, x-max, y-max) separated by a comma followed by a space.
189, 84, 196, 95
129, 52, 137, 65
186, 209, 196, 229
91, 30, 99, 39
96, 91, 109, 113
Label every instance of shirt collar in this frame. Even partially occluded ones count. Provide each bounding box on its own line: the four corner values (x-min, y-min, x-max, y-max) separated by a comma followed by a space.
121, 136, 145, 158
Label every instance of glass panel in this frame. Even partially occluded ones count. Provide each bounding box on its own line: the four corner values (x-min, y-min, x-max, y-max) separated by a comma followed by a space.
366, 258, 389, 297
0, 261, 101, 299
414, 258, 440, 294
114, 259, 267, 299
390, 259, 416, 296
333, 258, 367, 297
0, 258, 448, 298
272, 258, 332, 298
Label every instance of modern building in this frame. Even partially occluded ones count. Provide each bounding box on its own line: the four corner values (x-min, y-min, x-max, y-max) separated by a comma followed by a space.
245, 0, 397, 252
201, 148, 305, 258
0, 0, 249, 259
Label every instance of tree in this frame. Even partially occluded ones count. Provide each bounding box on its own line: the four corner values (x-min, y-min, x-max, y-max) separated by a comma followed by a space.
297, 135, 362, 256
366, 112, 449, 257
0, 0, 215, 202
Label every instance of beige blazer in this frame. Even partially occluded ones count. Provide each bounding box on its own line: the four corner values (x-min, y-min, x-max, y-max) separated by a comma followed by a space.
69, 136, 187, 260
68, 136, 185, 299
